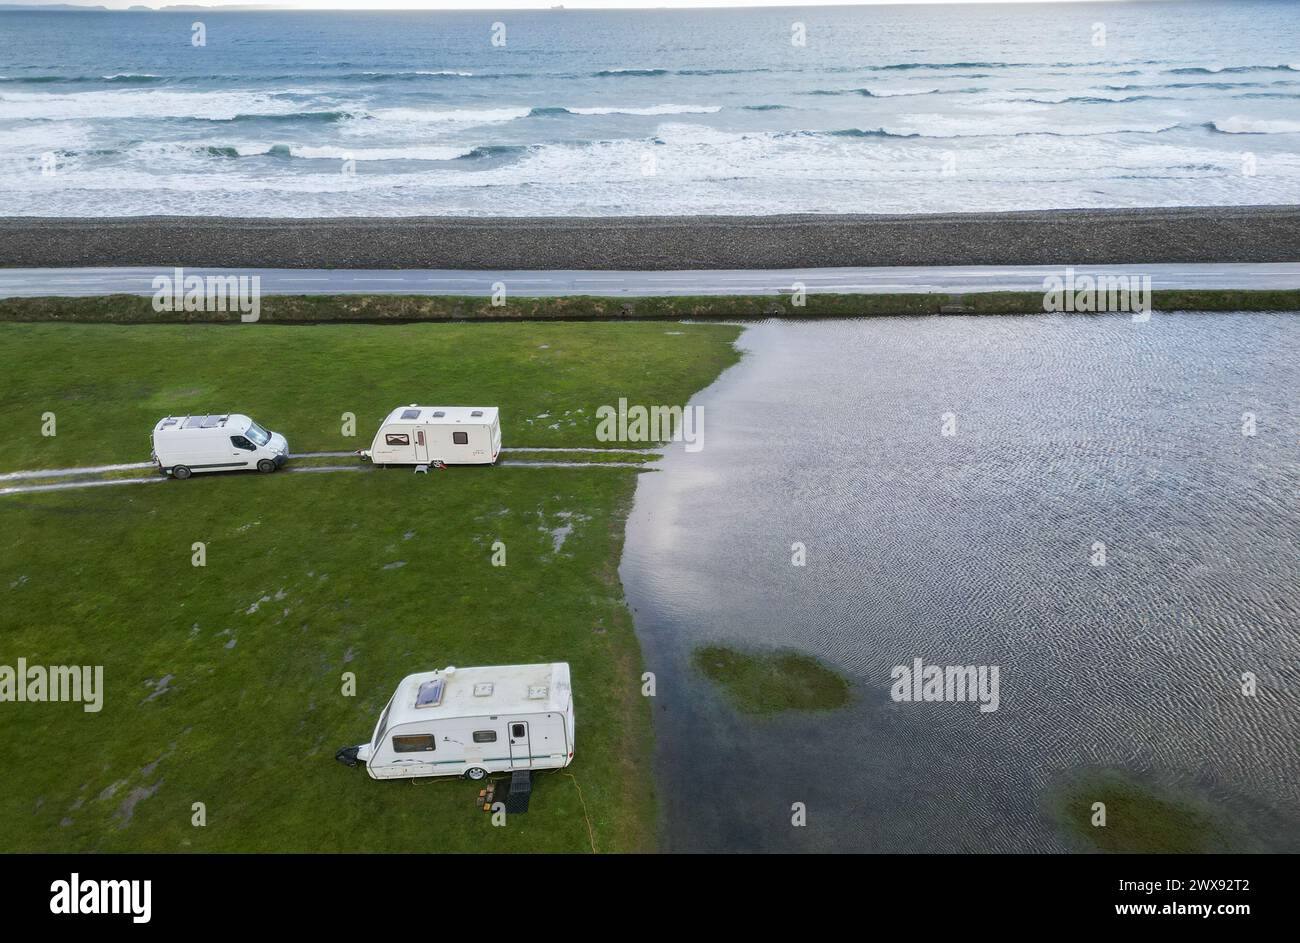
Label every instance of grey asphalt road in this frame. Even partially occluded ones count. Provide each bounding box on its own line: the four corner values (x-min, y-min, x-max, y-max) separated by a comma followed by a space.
1, 263, 1298, 298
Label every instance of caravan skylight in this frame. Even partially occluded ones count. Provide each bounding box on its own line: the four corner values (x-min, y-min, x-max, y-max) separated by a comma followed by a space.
400, 408, 421, 420
415, 678, 445, 708
432, 410, 446, 418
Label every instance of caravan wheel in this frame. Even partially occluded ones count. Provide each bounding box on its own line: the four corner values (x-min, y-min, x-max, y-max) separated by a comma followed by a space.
172, 466, 192, 480
464, 767, 488, 781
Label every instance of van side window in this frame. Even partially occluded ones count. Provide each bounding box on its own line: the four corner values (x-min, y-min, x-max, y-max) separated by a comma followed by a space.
453, 431, 469, 445
472, 730, 497, 743
393, 734, 436, 753
230, 435, 254, 450
385, 433, 410, 446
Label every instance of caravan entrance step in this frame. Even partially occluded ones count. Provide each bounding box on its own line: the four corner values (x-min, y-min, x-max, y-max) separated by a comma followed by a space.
504, 770, 532, 814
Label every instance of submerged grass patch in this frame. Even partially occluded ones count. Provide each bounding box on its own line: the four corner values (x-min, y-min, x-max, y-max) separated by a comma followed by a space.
0, 320, 741, 852
1049, 770, 1245, 854
691, 645, 851, 715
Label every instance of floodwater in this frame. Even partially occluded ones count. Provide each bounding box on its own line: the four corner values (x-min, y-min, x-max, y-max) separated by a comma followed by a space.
620, 313, 1300, 853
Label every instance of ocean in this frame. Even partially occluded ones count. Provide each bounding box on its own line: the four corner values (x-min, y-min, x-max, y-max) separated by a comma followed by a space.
1, 1, 1299, 217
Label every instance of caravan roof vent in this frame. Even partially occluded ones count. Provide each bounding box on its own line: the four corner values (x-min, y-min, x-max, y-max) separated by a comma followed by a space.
400, 408, 421, 420
415, 678, 445, 708
527, 685, 549, 700
473, 683, 494, 697
432, 410, 446, 418
471, 410, 484, 418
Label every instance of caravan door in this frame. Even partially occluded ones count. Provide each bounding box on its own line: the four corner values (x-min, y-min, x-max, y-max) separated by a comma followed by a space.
413, 427, 430, 464
508, 721, 532, 768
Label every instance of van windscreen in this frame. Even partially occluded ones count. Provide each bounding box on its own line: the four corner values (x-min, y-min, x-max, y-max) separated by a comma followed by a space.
246, 422, 271, 447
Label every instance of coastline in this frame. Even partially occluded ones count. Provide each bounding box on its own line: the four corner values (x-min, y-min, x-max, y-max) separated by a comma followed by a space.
2, 205, 1299, 270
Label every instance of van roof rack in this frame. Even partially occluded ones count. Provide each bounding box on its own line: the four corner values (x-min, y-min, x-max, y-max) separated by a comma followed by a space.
181, 414, 226, 430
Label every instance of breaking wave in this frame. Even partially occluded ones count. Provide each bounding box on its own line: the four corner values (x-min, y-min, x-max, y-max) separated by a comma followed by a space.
1206, 117, 1300, 134
534, 103, 722, 116
1167, 64, 1300, 75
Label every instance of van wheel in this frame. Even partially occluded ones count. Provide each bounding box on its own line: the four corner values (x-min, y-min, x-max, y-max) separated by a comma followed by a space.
257, 459, 277, 474
464, 767, 488, 781
172, 466, 192, 480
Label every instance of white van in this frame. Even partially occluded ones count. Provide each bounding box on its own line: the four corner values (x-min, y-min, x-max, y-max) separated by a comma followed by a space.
360, 405, 500, 467
152, 414, 289, 479
336, 663, 574, 781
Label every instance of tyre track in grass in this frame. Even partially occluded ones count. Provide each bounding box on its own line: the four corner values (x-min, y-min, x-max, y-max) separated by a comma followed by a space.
0, 449, 658, 496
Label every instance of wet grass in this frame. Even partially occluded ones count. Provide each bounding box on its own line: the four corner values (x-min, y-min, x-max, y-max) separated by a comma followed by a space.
505, 450, 658, 465
691, 645, 852, 715
0, 320, 741, 852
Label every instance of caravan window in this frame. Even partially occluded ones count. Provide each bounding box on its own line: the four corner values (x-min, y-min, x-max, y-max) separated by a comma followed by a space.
393, 734, 436, 753
472, 730, 497, 743
385, 433, 410, 446
452, 431, 469, 445
372, 698, 394, 751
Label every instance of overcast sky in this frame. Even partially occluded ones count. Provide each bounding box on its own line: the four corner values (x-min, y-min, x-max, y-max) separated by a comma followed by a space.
15, 1, 1143, 10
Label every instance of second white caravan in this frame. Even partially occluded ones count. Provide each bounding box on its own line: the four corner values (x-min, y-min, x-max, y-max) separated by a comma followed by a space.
361, 405, 500, 466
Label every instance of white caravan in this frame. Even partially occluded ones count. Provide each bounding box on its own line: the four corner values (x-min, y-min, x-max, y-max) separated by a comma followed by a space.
152, 414, 289, 479
336, 663, 574, 781
361, 405, 500, 467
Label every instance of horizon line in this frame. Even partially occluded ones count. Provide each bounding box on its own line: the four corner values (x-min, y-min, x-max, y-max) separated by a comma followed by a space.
0, 0, 1177, 12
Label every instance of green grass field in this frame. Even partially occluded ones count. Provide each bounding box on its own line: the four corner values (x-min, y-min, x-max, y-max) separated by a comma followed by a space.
0, 322, 737, 472
0, 320, 741, 852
